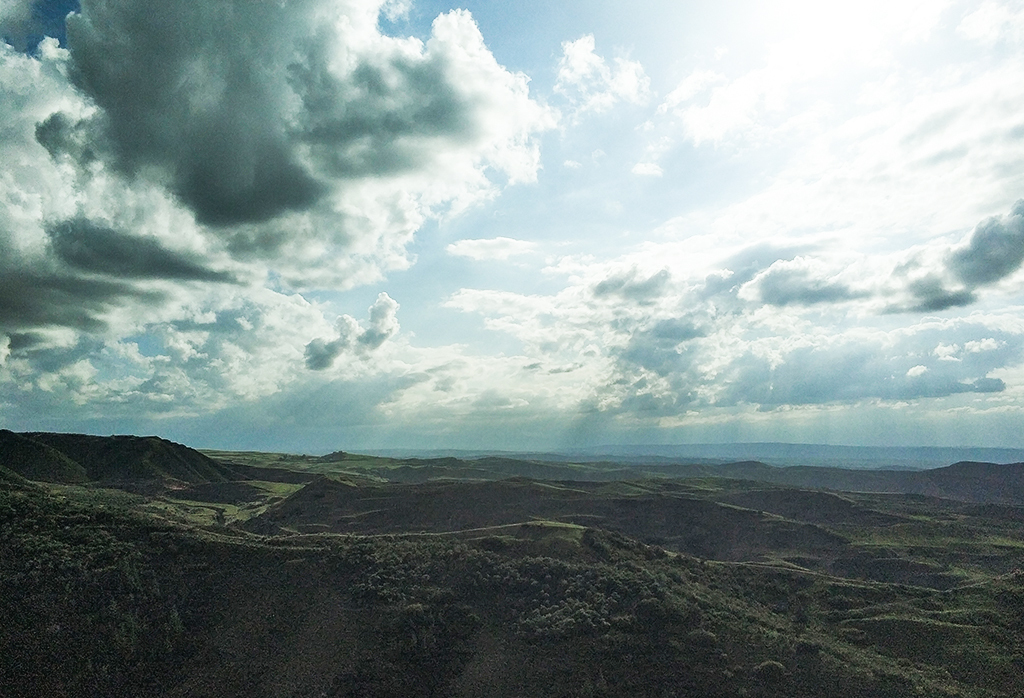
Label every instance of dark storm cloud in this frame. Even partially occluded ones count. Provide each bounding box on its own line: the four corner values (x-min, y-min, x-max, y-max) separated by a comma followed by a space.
5, 333, 102, 372
891, 200, 1024, 313
35, 111, 99, 165
1, 0, 77, 52
900, 276, 976, 313
47, 217, 233, 281
290, 48, 470, 177
947, 200, 1024, 287
65, 0, 324, 226
55, 0, 481, 229
0, 214, 230, 339
0, 269, 161, 334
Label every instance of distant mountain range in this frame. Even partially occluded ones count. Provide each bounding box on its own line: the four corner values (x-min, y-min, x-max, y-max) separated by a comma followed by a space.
645, 459, 1024, 506
364, 442, 1024, 470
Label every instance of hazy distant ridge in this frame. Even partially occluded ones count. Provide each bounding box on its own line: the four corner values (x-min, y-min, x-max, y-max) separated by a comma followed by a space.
365, 442, 1024, 470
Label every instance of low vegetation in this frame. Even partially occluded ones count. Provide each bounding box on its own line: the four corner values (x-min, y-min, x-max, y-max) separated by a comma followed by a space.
2, 432, 1023, 696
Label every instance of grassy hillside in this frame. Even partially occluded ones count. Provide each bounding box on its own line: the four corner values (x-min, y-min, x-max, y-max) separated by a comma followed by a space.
4, 481, 1024, 697
2, 432, 312, 489
24, 432, 239, 485
205, 447, 1024, 505
242, 475, 1024, 590
0, 429, 90, 483
4, 434, 1024, 696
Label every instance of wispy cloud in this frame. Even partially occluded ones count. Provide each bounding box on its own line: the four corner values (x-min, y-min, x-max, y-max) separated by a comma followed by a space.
446, 237, 537, 261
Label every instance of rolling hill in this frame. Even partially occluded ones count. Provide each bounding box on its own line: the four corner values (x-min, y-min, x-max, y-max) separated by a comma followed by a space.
3, 432, 1024, 696
0, 430, 316, 489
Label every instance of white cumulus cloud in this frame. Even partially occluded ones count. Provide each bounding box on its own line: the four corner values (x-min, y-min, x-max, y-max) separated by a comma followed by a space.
0, 0, 554, 420
555, 34, 650, 119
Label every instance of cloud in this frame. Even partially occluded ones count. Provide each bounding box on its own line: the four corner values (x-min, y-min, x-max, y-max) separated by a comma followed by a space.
616, 317, 706, 379
958, 1, 1024, 44
2, 0, 76, 51
713, 324, 1015, 408
0, 270, 156, 335
380, 0, 411, 22
655, 1, 950, 147
0, 42, 158, 338
4, 1, 1024, 449
446, 238, 1024, 425
59, 1, 552, 227
0, 1, 555, 419
593, 268, 670, 303
947, 200, 1024, 287
608, 313, 1022, 416
740, 257, 866, 306
64, 0, 355, 224
637, 0, 1024, 274
0, 285, 347, 416
446, 236, 537, 261
47, 217, 234, 282
555, 34, 649, 119
0, 40, 236, 344
434, 196, 1024, 430
887, 200, 1024, 313
305, 292, 399, 370
0, 0, 33, 46
631, 162, 663, 177
721, 201, 1024, 314
898, 276, 976, 313
657, 70, 724, 114
10, 0, 554, 293
359, 292, 400, 350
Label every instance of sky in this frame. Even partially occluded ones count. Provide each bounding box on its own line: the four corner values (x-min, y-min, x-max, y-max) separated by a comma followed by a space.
2, 0, 1024, 453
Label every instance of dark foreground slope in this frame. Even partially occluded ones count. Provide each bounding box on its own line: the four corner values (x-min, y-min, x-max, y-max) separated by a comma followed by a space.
0, 429, 90, 483
3, 481, 1024, 698
0, 430, 236, 486
0, 430, 314, 489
